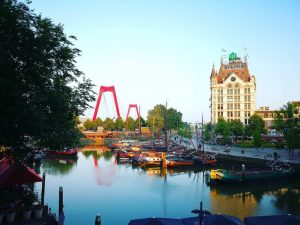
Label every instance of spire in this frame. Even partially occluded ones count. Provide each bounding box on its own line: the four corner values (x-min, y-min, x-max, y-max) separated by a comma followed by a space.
210, 63, 216, 78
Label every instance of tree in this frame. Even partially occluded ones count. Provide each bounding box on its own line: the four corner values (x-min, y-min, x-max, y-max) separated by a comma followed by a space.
246, 114, 266, 137
214, 119, 228, 135
253, 127, 263, 152
273, 102, 300, 155
83, 119, 93, 131
229, 120, 244, 137
94, 118, 103, 129
165, 108, 183, 130
0, 0, 95, 150
204, 122, 212, 141
178, 123, 192, 139
115, 117, 124, 131
147, 105, 165, 132
127, 117, 136, 131
103, 118, 115, 131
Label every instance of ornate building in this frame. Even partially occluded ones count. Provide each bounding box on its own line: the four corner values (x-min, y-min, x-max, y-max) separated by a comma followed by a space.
210, 52, 256, 125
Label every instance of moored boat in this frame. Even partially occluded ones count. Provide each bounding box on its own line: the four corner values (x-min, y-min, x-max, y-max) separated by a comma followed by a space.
209, 166, 295, 183
166, 157, 194, 167
45, 149, 78, 157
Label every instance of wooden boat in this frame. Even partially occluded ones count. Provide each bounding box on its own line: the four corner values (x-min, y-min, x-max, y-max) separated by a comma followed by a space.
166, 157, 194, 167
209, 166, 295, 183
45, 149, 77, 157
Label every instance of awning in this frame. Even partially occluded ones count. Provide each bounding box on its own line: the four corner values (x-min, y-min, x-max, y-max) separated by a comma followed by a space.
0, 159, 43, 188
128, 215, 245, 225
244, 215, 300, 225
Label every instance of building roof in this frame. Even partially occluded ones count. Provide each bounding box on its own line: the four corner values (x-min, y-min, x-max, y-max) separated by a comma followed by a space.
212, 52, 251, 84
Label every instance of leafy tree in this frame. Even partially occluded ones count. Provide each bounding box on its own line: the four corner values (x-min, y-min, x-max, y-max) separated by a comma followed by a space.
127, 116, 136, 131
83, 119, 93, 130
229, 120, 244, 137
273, 102, 300, 155
140, 117, 147, 127
115, 117, 124, 131
0, 0, 95, 150
215, 119, 228, 135
165, 108, 183, 130
222, 124, 231, 145
178, 123, 192, 139
246, 114, 266, 136
94, 118, 103, 129
103, 118, 115, 131
147, 104, 165, 132
204, 122, 212, 141
253, 127, 263, 152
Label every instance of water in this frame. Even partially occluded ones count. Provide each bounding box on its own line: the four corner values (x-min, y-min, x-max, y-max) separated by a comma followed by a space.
34, 149, 300, 225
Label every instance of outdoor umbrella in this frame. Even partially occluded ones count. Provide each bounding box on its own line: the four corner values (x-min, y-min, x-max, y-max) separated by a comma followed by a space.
182, 214, 245, 225
128, 217, 184, 225
0, 162, 43, 188
244, 215, 300, 225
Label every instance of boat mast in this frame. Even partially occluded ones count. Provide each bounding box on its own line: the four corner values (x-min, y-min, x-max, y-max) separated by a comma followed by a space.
202, 113, 204, 154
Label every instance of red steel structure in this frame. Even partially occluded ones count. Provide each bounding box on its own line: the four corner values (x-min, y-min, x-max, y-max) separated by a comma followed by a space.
125, 104, 140, 122
93, 86, 120, 121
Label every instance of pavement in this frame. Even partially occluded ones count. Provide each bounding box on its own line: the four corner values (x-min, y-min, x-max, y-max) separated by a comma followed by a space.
171, 136, 300, 165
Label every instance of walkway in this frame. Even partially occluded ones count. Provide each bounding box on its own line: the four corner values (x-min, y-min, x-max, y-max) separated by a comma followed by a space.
172, 136, 300, 165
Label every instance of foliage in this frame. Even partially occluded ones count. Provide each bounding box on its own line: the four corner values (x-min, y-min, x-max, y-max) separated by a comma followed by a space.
253, 127, 263, 149
245, 114, 266, 136
229, 120, 244, 136
126, 116, 136, 131
147, 104, 165, 131
222, 124, 231, 145
204, 122, 211, 141
103, 118, 115, 131
115, 117, 124, 131
0, 0, 95, 150
214, 119, 228, 135
178, 123, 192, 139
165, 108, 183, 130
273, 102, 300, 151
147, 104, 183, 132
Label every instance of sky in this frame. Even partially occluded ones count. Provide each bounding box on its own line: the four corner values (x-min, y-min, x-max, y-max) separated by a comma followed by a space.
29, 0, 300, 122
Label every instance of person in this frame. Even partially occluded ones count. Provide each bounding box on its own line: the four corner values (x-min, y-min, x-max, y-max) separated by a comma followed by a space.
241, 149, 244, 154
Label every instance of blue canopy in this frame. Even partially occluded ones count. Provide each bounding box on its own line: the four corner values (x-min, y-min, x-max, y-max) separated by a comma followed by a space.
182, 215, 245, 225
128, 215, 245, 225
128, 217, 184, 225
244, 215, 300, 225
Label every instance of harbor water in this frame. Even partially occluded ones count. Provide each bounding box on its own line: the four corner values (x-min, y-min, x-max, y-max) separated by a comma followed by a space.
35, 149, 300, 225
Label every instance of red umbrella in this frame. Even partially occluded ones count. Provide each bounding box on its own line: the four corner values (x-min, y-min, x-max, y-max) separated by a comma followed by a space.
0, 159, 43, 188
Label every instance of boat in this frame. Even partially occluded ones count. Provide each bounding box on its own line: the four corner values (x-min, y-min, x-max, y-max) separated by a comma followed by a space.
166, 157, 194, 167
45, 149, 78, 157
209, 165, 295, 183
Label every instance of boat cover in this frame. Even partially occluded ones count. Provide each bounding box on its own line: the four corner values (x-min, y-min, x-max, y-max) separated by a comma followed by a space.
244, 215, 300, 225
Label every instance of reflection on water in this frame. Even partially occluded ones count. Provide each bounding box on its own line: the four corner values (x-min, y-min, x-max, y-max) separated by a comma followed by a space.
36, 148, 300, 225
42, 156, 77, 175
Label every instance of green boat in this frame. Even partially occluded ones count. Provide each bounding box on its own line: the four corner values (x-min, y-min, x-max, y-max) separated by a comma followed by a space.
210, 166, 295, 183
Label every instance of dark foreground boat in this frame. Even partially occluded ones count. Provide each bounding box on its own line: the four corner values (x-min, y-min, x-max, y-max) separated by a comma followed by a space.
209, 166, 295, 183
45, 149, 78, 157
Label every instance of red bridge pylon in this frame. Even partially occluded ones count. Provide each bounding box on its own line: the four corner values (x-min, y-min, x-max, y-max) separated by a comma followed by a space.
93, 86, 120, 121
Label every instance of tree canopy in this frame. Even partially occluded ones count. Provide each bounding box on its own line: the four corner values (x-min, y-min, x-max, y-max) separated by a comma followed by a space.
273, 102, 300, 152
0, 0, 95, 150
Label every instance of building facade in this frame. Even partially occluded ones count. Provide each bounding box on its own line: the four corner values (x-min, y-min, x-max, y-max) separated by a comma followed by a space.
210, 52, 256, 125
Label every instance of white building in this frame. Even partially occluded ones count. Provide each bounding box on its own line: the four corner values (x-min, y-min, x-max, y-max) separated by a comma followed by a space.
210, 52, 256, 125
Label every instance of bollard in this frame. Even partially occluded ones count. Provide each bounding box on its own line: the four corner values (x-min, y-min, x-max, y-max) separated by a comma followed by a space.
95, 214, 101, 225
59, 186, 64, 214
41, 173, 46, 205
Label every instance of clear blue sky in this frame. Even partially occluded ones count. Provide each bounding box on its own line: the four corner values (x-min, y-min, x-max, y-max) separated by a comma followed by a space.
30, 0, 300, 122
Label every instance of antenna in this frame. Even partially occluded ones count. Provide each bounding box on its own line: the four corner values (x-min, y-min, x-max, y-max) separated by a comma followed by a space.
244, 47, 249, 63
221, 49, 227, 64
